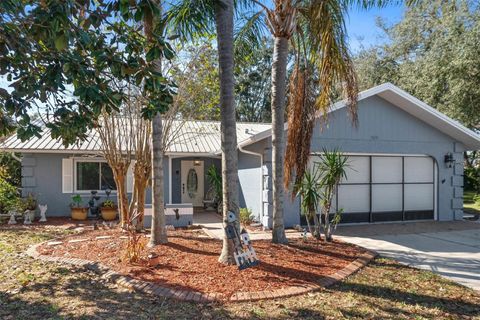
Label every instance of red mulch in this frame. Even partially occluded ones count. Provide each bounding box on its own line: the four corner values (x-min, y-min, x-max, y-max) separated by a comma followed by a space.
38, 228, 366, 298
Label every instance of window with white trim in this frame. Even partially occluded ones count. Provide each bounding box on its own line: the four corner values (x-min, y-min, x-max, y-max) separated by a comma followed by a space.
75, 160, 116, 192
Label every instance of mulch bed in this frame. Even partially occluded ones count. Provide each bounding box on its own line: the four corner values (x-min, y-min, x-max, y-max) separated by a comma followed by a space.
38, 228, 366, 298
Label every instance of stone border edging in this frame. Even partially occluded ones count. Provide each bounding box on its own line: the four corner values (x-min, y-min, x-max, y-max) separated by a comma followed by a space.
26, 242, 377, 303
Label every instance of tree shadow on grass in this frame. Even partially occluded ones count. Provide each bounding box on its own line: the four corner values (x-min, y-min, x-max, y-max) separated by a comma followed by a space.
1, 264, 239, 320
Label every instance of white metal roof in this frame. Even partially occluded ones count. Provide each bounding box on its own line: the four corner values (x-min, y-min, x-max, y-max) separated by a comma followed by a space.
0, 119, 271, 155
238, 83, 480, 150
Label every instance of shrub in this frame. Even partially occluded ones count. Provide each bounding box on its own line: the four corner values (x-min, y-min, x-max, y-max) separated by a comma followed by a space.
239, 208, 254, 226
0, 176, 20, 214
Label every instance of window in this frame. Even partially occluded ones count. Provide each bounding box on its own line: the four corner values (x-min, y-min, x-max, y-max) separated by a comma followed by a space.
75, 161, 116, 192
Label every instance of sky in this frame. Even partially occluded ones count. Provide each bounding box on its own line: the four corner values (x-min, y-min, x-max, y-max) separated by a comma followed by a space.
345, 3, 406, 53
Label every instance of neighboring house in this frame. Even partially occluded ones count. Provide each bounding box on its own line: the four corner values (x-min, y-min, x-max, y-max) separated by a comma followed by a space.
2, 83, 480, 228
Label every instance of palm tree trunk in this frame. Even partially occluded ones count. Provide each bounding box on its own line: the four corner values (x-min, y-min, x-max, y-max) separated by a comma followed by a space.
271, 36, 288, 244
215, 0, 239, 264
149, 113, 168, 245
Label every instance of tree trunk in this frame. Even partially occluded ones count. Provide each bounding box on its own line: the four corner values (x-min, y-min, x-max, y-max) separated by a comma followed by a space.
149, 115, 168, 245
215, 0, 239, 264
271, 36, 289, 244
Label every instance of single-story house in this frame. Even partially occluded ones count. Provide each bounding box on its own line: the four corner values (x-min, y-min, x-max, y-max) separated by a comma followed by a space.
2, 83, 480, 227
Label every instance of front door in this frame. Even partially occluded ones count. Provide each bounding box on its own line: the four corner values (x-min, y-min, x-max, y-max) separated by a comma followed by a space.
181, 160, 204, 206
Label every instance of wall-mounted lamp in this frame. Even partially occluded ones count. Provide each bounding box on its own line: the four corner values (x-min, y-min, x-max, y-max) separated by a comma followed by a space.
194, 160, 201, 166
444, 153, 455, 168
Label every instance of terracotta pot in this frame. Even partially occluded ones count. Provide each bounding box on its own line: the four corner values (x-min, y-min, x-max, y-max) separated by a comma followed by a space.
71, 207, 88, 220
101, 207, 117, 221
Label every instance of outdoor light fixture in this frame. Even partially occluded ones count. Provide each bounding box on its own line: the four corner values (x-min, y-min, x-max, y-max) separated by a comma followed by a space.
444, 153, 455, 168
194, 159, 201, 166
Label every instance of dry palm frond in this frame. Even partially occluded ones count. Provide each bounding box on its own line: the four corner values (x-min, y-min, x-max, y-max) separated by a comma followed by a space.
284, 63, 317, 192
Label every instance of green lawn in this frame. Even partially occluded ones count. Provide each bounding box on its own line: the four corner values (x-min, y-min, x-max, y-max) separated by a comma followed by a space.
1, 225, 479, 319
464, 190, 480, 215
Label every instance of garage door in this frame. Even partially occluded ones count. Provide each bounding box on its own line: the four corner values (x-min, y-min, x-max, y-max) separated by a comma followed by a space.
308, 155, 435, 224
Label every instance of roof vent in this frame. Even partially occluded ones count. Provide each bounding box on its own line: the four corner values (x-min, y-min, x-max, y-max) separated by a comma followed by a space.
245, 128, 249, 134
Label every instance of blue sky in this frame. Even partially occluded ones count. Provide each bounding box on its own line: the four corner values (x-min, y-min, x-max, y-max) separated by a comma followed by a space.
345, 3, 405, 53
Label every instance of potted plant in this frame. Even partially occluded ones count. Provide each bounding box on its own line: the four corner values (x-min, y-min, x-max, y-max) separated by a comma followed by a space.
100, 200, 118, 221
70, 194, 88, 220
22, 194, 37, 222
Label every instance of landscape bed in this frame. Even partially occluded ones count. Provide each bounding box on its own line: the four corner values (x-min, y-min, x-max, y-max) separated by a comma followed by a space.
37, 228, 367, 298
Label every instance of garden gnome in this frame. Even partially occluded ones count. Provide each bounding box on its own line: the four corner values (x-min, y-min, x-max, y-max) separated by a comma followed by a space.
8, 211, 16, 225
39, 204, 48, 222
23, 211, 32, 225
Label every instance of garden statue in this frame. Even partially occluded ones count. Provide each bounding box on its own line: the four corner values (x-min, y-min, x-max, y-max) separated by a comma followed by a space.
23, 211, 32, 225
39, 204, 48, 222
224, 211, 259, 270
8, 211, 16, 225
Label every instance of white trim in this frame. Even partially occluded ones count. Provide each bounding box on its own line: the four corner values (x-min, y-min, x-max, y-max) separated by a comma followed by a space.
238, 83, 480, 150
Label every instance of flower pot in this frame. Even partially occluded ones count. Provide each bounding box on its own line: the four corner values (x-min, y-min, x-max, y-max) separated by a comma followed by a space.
71, 207, 88, 220
101, 207, 117, 221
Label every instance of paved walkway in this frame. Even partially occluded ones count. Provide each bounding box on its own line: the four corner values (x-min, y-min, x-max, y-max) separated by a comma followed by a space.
193, 211, 303, 240
335, 221, 480, 291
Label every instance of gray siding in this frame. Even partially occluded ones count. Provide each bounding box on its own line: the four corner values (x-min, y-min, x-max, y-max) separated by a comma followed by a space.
238, 148, 263, 221
21, 153, 168, 216
257, 95, 465, 227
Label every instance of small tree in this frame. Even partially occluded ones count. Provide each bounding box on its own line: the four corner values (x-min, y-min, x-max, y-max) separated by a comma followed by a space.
316, 149, 348, 241
295, 168, 322, 240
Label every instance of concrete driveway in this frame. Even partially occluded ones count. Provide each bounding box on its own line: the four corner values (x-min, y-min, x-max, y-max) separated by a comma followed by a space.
336, 221, 480, 291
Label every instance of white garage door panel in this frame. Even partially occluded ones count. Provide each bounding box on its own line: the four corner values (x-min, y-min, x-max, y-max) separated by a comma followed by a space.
342, 156, 369, 183
372, 157, 402, 183
338, 185, 370, 213
372, 184, 403, 212
404, 184, 434, 211
404, 157, 434, 183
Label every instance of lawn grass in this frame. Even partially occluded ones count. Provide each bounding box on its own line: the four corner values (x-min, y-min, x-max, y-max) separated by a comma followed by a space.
464, 190, 480, 214
1, 225, 479, 319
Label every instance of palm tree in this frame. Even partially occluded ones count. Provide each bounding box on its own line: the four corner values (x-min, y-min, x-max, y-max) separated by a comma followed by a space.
145, 1, 168, 246
248, 0, 415, 244
166, 0, 239, 263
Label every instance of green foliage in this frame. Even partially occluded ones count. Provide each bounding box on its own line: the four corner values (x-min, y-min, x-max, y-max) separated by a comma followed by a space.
354, 0, 480, 130
295, 168, 322, 238
235, 38, 272, 122
20, 194, 37, 211
295, 167, 321, 221
239, 208, 253, 225
465, 165, 480, 193
101, 200, 117, 209
70, 194, 84, 209
0, 0, 176, 146
0, 152, 21, 187
315, 149, 349, 240
206, 165, 222, 202
0, 175, 19, 214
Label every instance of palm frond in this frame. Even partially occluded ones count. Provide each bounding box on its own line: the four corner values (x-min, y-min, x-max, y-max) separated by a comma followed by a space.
300, 0, 358, 123
164, 0, 217, 41
234, 10, 266, 60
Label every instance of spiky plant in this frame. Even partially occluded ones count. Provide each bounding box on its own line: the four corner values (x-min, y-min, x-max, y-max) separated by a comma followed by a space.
316, 148, 348, 241
295, 167, 322, 240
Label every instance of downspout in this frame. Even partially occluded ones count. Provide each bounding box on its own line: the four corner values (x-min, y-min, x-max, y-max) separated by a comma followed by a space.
238, 144, 264, 224
9, 152, 22, 162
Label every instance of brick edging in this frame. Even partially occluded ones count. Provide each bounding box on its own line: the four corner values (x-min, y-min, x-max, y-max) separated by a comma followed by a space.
26, 242, 377, 303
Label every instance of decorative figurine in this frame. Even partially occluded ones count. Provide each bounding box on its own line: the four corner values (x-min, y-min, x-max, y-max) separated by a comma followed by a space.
224, 211, 259, 270
39, 204, 48, 222
8, 211, 17, 225
23, 211, 32, 225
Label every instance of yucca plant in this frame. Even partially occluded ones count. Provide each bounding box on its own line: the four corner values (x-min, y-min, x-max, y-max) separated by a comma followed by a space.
295, 168, 322, 240
316, 149, 349, 241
